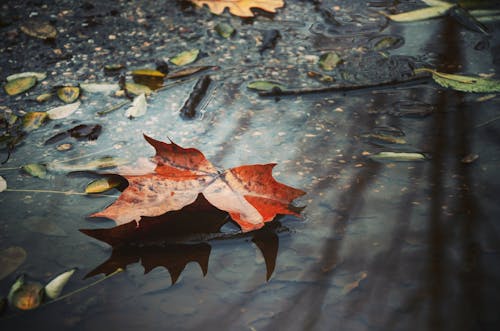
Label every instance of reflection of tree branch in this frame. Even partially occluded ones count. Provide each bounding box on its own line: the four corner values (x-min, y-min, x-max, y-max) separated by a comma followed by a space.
81, 194, 289, 284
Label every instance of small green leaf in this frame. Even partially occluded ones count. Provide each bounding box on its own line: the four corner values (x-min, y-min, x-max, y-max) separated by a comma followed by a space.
4, 76, 37, 95
22, 163, 47, 178
215, 23, 235, 38
247, 80, 286, 92
415, 68, 500, 93
85, 177, 121, 194
319, 52, 342, 71
170, 49, 200, 66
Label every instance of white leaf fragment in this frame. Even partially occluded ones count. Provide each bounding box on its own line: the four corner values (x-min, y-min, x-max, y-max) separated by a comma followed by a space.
44, 268, 76, 299
0, 176, 7, 192
47, 101, 81, 120
80, 83, 120, 94
125, 93, 147, 118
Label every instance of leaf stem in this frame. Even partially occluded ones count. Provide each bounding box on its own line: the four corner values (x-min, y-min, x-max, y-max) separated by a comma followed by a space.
45, 268, 124, 305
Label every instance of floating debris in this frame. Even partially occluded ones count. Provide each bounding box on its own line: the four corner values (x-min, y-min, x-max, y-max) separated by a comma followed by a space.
46, 101, 81, 120
132, 69, 165, 90
80, 83, 119, 94
85, 177, 122, 194
45, 124, 102, 144
6, 72, 46, 82
461, 153, 479, 164
247, 80, 286, 92
170, 49, 200, 66
166, 65, 217, 79
124, 82, 152, 96
22, 163, 47, 179
0, 176, 6, 192
414, 68, 500, 93
36, 93, 53, 103
56, 143, 72, 151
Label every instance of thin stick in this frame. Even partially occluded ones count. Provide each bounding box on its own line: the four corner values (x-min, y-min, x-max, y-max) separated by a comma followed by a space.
257, 76, 431, 97
46, 268, 124, 305
0, 167, 20, 171
5, 188, 119, 198
475, 115, 500, 128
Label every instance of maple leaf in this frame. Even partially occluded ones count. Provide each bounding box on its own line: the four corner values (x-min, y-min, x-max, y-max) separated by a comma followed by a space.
189, 0, 285, 18
91, 135, 305, 232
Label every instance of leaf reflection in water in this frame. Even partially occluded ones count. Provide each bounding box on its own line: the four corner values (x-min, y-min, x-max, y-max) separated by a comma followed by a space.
81, 194, 285, 284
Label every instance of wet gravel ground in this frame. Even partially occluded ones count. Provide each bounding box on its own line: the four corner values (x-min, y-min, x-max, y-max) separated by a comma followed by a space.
2, 0, 500, 330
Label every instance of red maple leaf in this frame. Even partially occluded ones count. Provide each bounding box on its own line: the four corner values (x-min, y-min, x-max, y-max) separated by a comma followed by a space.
91, 135, 305, 232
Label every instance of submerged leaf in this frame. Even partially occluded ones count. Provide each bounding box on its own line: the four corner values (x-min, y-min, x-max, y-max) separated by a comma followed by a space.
369, 151, 426, 162
20, 19, 57, 39
22, 112, 48, 131
23, 216, 67, 237
319, 52, 342, 71
4, 76, 37, 96
57, 86, 80, 103
415, 68, 500, 93
247, 80, 286, 92
46, 101, 81, 120
125, 93, 147, 118
0, 176, 6, 192
44, 268, 76, 299
215, 22, 235, 38
170, 49, 200, 66
0, 247, 26, 280
22, 163, 47, 178
48, 156, 128, 172
190, 0, 284, 17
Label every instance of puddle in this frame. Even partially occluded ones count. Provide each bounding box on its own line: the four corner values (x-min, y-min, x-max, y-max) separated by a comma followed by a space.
1, 0, 500, 330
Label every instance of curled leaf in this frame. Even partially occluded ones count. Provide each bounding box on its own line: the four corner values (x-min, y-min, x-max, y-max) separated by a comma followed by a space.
44, 268, 76, 300
46, 101, 81, 120
8, 275, 44, 310
20, 19, 57, 39
415, 68, 500, 93
170, 49, 200, 66
4, 76, 37, 96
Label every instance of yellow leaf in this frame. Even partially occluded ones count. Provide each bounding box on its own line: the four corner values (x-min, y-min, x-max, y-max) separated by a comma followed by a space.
190, 0, 284, 18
